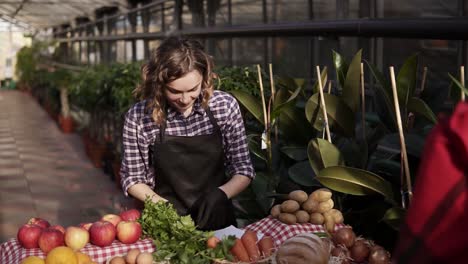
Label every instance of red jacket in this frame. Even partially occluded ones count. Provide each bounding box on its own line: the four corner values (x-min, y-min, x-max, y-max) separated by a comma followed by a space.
394, 102, 468, 263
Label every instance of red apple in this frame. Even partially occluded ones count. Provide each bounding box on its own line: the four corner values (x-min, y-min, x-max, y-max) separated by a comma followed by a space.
38, 228, 65, 253
65, 226, 89, 250
50, 225, 65, 234
17, 224, 43, 249
116, 221, 142, 244
27, 217, 50, 229
119, 209, 141, 221
79, 222, 93, 231
89, 221, 116, 247
101, 214, 122, 227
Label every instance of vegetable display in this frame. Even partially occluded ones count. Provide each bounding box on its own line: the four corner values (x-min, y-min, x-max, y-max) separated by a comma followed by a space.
139, 199, 236, 264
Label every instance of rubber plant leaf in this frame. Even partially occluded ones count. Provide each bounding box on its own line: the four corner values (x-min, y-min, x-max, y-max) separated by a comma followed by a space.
230, 90, 264, 125
342, 49, 362, 112
307, 138, 345, 175
332, 50, 348, 90
396, 53, 418, 105
364, 60, 397, 131
382, 207, 406, 230
448, 73, 468, 97
312, 67, 328, 94
281, 146, 308, 161
305, 93, 355, 137
316, 165, 395, 203
288, 161, 321, 187
407, 97, 437, 124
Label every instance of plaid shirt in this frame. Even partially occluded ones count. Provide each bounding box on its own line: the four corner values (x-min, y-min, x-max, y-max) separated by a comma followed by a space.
120, 90, 255, 196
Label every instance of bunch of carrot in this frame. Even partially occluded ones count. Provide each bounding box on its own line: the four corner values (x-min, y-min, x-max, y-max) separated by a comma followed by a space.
229, 230, 275, 263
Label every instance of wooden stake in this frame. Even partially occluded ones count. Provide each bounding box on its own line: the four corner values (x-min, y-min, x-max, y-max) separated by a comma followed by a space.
268, 63, 278, 142
390, 66, 413, 204
257, 64, 268, 128
360, 62, 366, 142
327, 81, 332, 94
316, 66, 332, 143
420, 66, 428, 94
461, 66, 465, 101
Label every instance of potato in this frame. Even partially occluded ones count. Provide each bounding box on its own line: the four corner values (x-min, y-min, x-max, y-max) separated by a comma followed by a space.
310, 188, 332, 202
309, 213, 325, 225
278, 213, 297, 225
280, 200, 300, 213
295, 210, 310, 223
329, 209, 344, 224
270, 204, 282, 218
323, 212, 335, 233
288, 190, 308, 203
302, 199, 319, 213
317, 199, 334, 213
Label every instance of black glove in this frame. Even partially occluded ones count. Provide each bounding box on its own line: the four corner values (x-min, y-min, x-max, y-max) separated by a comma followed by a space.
189, 188, 236, 231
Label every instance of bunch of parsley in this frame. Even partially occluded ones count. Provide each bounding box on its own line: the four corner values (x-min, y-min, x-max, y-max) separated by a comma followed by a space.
138, 198, 236, 264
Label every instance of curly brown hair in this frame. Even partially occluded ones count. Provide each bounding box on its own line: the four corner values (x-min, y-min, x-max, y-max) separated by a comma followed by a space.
133, 37, 215, 125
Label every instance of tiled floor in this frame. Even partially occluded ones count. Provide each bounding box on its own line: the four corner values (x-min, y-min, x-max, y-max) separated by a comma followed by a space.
0, 91, 133, 243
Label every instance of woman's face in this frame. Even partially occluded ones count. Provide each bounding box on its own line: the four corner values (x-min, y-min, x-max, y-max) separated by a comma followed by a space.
165, 70, 203, 116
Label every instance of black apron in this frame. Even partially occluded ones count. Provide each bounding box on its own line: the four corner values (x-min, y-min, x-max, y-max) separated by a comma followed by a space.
152, 107, 235, 229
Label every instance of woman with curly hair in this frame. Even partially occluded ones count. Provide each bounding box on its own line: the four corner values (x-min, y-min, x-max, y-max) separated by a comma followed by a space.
120, 37, 254, 231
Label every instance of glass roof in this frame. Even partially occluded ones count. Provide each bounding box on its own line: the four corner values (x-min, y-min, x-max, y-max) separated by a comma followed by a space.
0, 0, 129, 31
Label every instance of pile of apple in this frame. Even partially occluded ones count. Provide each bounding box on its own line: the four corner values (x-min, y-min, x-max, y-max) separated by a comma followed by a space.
17, 208, 143, 255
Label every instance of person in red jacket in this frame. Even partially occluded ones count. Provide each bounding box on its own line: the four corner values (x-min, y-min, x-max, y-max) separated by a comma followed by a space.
393, 102, 468, 263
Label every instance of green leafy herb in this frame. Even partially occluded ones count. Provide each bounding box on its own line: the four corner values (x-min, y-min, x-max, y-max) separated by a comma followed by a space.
138, 198, 235, 264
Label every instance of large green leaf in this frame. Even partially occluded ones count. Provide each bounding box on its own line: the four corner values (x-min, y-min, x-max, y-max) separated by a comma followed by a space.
396, 54, 418, 105
249, 172, 275, 216
332, 50, 348, 89
288, 161, 321, 187
448, 73, 468, 97
342, 49, 362, 112
382, 207, 406, 230
307, 138, 345, 175
312, 67, 328, 94
281, 146, 308, 161
230, 90, 264, 125
364, 60, 397, 131
278, 103, 313, 145
378, 133, 425, 158
407, 97, 437, 124
247, 134, 266, 161
305, 93, 355, 137
316, 166, 394, 202
271, 85, 303, 120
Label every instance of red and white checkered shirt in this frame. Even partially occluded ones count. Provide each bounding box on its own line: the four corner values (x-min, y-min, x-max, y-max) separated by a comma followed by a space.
120, 90, 255, 196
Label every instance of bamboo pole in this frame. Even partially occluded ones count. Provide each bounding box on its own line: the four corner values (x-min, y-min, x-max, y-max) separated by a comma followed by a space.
461, 66, 465, 101
360, 62, 366, 142
390, 66, 413, 205
257, 65, 268, 128
268, 63, 278, 142
420, 66, 428, 94
316, 66, 332, 143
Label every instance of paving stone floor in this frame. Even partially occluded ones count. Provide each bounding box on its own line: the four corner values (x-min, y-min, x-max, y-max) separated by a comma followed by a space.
0, 91, 134, 243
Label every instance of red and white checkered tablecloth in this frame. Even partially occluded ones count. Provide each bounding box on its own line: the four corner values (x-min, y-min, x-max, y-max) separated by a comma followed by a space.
245, 216, 345, 246
0, 238, 155, 264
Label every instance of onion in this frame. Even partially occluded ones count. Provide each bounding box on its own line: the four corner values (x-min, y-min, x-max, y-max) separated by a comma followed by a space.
350, 240, 370, 262
368, 248, 390, 264
332, 227, 356, 248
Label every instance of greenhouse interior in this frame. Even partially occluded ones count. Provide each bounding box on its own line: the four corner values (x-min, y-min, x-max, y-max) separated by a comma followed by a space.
1, 0, 468, 263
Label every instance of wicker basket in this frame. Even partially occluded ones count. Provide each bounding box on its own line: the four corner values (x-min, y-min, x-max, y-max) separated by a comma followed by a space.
213, 254, 275, 264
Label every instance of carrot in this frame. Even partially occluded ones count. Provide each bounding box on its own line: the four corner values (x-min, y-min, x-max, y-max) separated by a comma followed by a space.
230, 238, 250, 262
258, 236, 275, 257
241, 230, 261, 261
